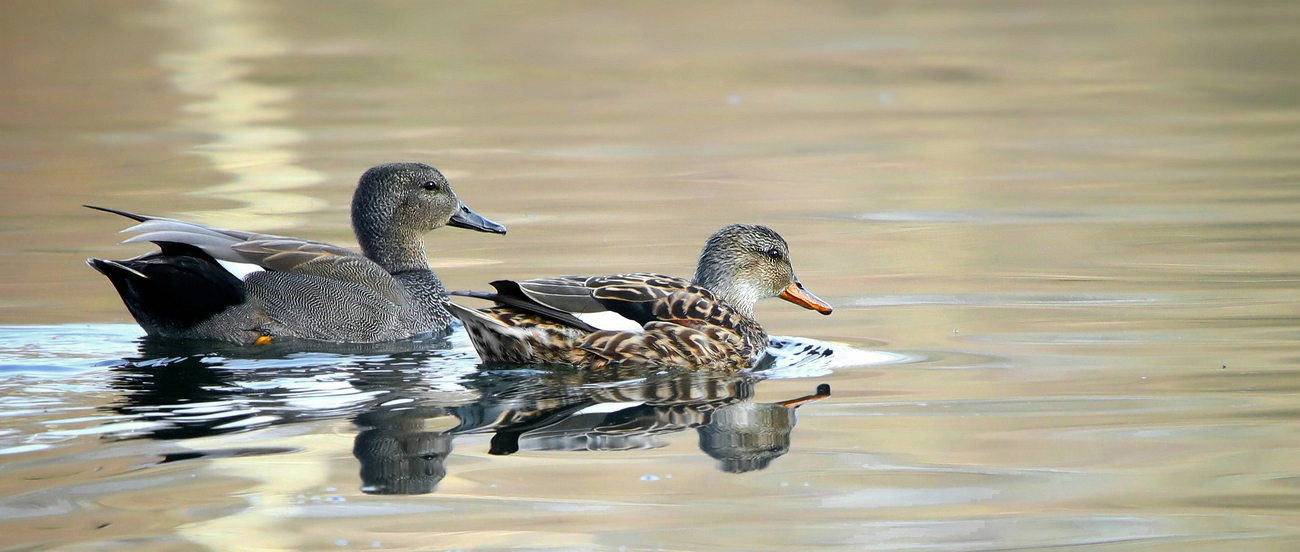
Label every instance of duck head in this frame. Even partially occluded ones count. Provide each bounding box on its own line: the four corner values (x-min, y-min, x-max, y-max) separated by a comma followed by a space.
690, 224, 833, 318
352, 162, 506, 272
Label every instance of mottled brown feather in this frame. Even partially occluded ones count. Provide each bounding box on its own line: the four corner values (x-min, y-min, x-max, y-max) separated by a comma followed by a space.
453, 272, 767, 370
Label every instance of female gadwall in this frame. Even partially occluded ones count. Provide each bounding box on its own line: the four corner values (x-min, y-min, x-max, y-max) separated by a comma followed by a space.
447, 224, 831, 370
87, 162, 505, 345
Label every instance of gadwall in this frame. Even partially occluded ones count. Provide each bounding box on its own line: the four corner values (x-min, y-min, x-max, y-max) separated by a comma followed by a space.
447, 224, 831, 370
87, 162, 505, 345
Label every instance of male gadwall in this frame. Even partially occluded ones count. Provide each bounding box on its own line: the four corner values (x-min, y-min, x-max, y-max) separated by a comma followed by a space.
87, 162, 505, 345
447, 224, 831, 370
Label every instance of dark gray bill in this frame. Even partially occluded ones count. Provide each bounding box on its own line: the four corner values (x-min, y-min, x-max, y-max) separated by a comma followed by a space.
447, 201, 507, 234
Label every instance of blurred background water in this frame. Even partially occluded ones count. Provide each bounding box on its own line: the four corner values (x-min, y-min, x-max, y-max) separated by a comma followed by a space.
3, 0, 1300, 550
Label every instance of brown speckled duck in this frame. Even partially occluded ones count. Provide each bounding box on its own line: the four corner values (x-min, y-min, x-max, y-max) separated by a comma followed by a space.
446, 224, 833, 370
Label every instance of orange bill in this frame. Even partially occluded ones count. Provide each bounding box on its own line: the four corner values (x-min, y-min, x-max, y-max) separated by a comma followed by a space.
777, 383, 832, 408
779, 281, 833, 315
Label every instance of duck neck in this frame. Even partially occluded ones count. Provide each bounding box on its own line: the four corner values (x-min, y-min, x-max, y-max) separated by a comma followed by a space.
692, 270, 761, 319
357, 225, 430, 274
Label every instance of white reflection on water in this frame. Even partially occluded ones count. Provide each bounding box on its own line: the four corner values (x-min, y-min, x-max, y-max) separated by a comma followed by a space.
155, 0, 325, 230
0, 324, 895, 381
0, 323, 881, 550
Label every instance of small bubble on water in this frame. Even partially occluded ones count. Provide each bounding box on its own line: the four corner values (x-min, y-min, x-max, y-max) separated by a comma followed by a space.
779, 481, 789, 487
325, 487, 336, 492
489, 483, 498, 488
726, 94, 742, 105
371, 542, 382, 548
311, 495, 322, 502
952, 329, 959, 334
664, 474, 672, 479
328, 496, 345, 503
335, 540, 348, 547
640, 475, 660, 482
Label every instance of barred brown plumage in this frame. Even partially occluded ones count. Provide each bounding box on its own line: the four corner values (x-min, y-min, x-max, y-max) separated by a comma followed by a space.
448, 224, 833, 370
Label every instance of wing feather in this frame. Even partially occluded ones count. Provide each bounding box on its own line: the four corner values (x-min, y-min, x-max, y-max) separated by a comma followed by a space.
99, 207, 402, 302
583, 274, 703, 326
515, 276, 608, 313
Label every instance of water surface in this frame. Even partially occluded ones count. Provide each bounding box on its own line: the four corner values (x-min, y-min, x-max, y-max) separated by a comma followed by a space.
3, 0, 1300, 550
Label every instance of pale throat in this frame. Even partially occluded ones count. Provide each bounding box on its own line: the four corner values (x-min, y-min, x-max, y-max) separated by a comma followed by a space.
719, 281, 764, 318
697, 275, 763, 319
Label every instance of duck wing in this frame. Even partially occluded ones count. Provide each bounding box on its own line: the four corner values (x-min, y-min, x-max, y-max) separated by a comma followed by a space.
461, 273, 701, 333
515, 276, 609, 313
451, 278, 600, 333
576, 275, 760, 368
228, 239, 405, 305
92, 206, 405, 304
583, 273, 713, 326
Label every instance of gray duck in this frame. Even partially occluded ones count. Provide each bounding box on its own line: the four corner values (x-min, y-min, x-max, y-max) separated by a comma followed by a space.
447, 224, 832, 370
87, 162, 505, 345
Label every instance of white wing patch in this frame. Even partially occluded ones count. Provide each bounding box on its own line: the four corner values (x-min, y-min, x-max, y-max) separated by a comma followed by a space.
216, 259, 264, 281
575, 311, 644, 332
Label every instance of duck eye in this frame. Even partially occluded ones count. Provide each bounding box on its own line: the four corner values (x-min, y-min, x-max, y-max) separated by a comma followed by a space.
765, 248, 783, 260
422, 181, 438, 191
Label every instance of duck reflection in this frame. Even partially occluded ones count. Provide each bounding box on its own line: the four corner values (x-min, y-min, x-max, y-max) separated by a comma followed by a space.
106, 338, 831, 494
699, 384, 830, 473
352, 405, 453, 495
107, 335, 458, 440
350, 370, 829, 493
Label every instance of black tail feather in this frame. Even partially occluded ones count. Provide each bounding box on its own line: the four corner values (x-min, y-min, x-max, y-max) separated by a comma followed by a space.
87, 250, 246, 335
85, 204, 150, 222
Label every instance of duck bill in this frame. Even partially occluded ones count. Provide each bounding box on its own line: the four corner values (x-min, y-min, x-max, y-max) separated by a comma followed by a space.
777, 383, 831, 409
779, 281, 833, 315
447, 201, 507, 235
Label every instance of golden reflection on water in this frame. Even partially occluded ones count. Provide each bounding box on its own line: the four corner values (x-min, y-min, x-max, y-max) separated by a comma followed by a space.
155, 0, 324, 230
